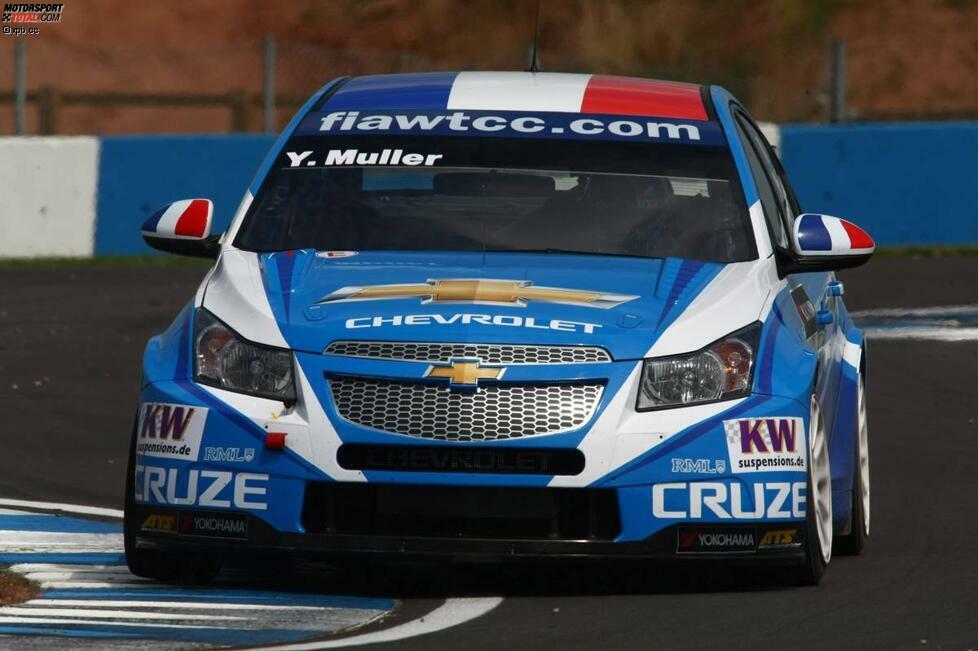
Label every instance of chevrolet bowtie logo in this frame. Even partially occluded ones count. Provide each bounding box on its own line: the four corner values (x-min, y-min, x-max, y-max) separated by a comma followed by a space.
316, 279, 638, 309
424, 359, 505, 388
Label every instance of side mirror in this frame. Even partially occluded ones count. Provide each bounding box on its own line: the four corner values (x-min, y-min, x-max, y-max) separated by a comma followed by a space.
141, 199, 221, 258
782, 213, 875, 273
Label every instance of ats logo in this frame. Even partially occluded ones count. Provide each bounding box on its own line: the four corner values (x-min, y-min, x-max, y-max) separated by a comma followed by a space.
140, 513, 176, 534
723, 417, 807, 474
136, 402, 208, 462
759, 528, 799, 548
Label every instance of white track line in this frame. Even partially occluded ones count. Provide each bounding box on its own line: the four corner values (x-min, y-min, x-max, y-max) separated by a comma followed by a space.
0, 616, 220, 629
0, 607, 244, 621
23, 571, 153, 582
0, 548, 122, 555
851, 303, 978, 318
0, 531, 123, 551
270, 597, 504, 649
863, 326, 978, 341
26, 599, 326, 611
9, 563, 129, 573
0, 498, 123, 519
34, 581, 161, 590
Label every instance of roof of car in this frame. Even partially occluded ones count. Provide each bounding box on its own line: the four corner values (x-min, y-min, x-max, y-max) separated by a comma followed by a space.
319, 71, 710, 121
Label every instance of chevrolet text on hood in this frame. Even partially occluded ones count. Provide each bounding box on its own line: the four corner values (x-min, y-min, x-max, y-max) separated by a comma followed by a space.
130, 71, 875, 586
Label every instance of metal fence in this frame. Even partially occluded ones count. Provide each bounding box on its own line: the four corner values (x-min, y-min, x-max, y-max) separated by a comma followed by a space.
4, 34, 978, 135
1, 37, 439, 135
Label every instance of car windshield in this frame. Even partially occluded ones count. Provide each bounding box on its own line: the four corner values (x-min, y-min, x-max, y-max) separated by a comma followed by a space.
234, 135, 755, 263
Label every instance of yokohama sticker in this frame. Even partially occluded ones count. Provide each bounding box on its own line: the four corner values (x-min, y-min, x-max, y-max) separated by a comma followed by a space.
723, 417, 806, 474
677, 527, 756, 553
136, 402, 207, 461
180, 511, 248, 540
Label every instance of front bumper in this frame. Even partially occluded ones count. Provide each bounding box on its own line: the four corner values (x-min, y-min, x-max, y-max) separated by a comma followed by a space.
128, 498, 807, 564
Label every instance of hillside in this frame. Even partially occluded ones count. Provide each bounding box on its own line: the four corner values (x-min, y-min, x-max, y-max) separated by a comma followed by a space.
0, 0, 976, 133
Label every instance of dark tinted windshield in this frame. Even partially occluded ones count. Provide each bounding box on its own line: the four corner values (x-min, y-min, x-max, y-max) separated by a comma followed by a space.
235, 136, 755, 263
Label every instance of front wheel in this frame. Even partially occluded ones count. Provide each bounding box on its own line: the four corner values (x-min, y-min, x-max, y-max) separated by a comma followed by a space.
835, 372, 870, 555
784, 395, 833, 585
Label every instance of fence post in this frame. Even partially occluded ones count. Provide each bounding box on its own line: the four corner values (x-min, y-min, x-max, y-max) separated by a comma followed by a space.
262, 35, 277, 133
229, 90, 250, 132
829, 40, 848, 123
14, 38, 27, 135
37, 86, 60, 135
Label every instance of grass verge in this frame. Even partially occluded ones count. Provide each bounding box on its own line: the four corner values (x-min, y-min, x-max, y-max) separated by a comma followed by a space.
0, 567, 40, 605
874, 246, 978, 257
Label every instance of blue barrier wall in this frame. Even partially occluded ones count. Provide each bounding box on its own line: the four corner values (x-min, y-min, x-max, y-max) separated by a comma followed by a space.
779, 122, 978, 246
95, 135, 275, 255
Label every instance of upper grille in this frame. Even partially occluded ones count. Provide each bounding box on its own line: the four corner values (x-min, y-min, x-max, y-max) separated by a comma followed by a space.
324, 341, 611, 364
328, 376, 604, 442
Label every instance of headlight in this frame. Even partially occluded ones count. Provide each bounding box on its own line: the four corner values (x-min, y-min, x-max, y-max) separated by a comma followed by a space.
194, 309, 296, 402
637, 323, 760, 411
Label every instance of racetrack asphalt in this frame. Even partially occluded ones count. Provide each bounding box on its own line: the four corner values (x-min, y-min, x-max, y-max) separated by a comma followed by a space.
1, 255, 977, 649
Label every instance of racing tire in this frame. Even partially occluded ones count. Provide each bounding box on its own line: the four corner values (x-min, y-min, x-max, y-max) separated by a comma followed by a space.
123, 417, 223, 584
835, 373, 870, 555
784, 395, 833, 586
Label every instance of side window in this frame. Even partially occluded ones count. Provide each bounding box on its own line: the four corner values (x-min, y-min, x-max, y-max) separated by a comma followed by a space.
737, 113, 796, 239
767, 144, 803, 216
732, 114, 789, 250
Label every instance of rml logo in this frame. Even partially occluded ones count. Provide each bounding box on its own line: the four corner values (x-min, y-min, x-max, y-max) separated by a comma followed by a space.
141, 404, 195, 440
723, 417, 807, 474
136, 402, 207, 462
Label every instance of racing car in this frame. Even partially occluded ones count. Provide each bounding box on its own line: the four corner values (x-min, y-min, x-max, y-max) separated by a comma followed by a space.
126, 71, 873, 585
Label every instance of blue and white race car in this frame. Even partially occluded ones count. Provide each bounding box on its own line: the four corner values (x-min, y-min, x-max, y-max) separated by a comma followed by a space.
126, 72, 874, 585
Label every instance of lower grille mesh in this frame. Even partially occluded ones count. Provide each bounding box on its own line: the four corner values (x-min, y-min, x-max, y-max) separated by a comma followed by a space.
328, 376, 604, 442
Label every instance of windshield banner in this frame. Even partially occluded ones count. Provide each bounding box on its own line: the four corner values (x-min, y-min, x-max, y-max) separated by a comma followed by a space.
295, 110, 725, 146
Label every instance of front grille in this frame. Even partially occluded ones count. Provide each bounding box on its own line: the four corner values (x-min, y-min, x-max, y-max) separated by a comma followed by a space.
328, 376, 604, 441
302, 483, 621, 541
324, 341, 612, 364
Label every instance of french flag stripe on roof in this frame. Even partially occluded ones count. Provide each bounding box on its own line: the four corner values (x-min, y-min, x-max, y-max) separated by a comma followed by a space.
447, 72, 591, 112
581, 75, 707, 119
323, 72, 459, 110
320, 72, 708, 119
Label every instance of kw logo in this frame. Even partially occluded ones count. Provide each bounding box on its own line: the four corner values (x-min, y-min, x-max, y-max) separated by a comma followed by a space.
140, 403, 195, 441
723, 417, 807, 474
759, 529, 798, 547
424, 359, 505, 389
737, 418, 799, 454
316, 279, 638, 309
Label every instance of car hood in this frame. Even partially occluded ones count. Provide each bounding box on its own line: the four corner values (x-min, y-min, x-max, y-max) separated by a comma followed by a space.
204, 249, 748, 360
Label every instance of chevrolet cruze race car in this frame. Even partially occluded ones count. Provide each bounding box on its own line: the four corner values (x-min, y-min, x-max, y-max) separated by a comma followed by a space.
126, 72, 874, 586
